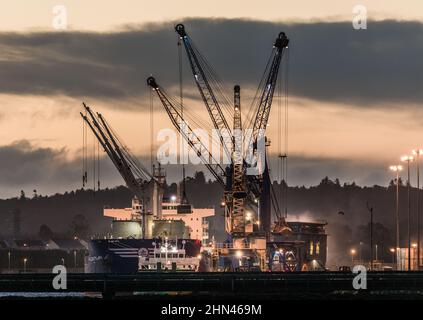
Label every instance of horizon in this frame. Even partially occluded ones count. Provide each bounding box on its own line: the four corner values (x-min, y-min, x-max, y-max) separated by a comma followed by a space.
0, 2, 422, 197
2, 172, 408, 201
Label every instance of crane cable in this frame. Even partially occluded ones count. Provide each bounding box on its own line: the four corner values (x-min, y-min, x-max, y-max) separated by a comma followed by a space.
272, 47, 290, 221
82, 109, 88, 189
150, 79, 154, 173
245, 48, 275, 132
277, 46, 290, 218
92, 129, 96, 193
190, 41, 233, 119
283, 47, 290, 218
97, 139, 100, 191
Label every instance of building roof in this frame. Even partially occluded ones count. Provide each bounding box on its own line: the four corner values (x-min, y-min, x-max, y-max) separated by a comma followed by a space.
15, 240, 45, 248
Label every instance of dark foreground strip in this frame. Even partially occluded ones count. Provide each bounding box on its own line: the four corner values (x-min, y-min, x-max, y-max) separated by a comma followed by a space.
0, 271, 423, 299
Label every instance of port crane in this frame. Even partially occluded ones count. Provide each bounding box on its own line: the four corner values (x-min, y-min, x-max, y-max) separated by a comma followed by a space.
175, 24, 233, 162
80, 103, 165, 237
171, 24, 289, 236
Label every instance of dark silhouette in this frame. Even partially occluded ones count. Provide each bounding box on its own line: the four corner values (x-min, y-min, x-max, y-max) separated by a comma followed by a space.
70, 214, 91, 240
0, 174, 418, 267
38, 224, 54, 241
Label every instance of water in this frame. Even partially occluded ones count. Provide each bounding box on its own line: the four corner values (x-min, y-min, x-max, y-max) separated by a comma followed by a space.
0, 292, 98, 299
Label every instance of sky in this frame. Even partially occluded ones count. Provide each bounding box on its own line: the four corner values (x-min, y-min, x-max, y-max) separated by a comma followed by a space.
0, 1, 422, 198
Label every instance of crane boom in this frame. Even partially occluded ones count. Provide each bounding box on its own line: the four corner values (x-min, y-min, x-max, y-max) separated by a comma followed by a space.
80, 103, 150, 203
147, 76, 226, 188
175, 24, 232, 161
250, 32, 289, 150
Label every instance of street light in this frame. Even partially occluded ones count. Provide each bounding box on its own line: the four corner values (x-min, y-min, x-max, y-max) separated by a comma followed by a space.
245, 211, 252, 221
375, 244, 378, 261
366, 202, 374, 270
23, 258, 27, 273
8, 251, 11, 271
350, 249, 356, 264
412, 243, 418, 270
412, 149, 423, 270
390, 164, 403, 265
402, 155, 414, 271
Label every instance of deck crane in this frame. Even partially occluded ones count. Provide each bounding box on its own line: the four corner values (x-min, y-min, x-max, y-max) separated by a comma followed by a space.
148, 76, 249, 238
150, 28, 289, 262
246, 31, 289, 234
80, 103, 165, 238
175, 24, 289, 235
175, 24, 232, 162
174, 23, 261, 211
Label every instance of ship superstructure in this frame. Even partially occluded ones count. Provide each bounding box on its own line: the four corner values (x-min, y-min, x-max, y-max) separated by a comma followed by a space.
138, 239, 200, 271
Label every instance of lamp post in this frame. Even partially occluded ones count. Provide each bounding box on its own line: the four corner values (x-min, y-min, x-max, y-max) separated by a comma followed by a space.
74, 250, 77, 268
350, 249, 356, 264
412, 243, 418, 270
375, 244, 378, 261
366, 202, 374, 270
23, 258, 27, 273
402, 155, 414, 271
8, 251, 11, 271
390, 164, 403, 267
412, 149, 423, 269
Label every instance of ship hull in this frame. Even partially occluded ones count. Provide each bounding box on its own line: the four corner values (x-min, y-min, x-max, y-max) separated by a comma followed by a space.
85, 238, 201, 273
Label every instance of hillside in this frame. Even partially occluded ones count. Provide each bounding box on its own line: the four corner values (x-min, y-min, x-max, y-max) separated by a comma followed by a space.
0, 173, 415, 266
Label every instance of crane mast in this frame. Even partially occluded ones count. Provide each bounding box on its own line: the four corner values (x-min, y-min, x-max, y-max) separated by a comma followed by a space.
230, 85, 247, 235
175, 24, 232, 161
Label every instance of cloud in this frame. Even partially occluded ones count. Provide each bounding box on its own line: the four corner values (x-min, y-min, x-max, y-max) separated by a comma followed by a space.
0, 140, 121, 197
0, 18, 422, 106
0, 139, 210, 198
0, 140, 392, 199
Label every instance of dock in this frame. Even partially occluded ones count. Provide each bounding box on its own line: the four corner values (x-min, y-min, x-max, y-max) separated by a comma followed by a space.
1, 272, 423, 299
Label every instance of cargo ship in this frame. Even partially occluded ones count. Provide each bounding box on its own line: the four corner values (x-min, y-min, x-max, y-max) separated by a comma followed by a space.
86, 237, 201, 273
85, 196, 213, 273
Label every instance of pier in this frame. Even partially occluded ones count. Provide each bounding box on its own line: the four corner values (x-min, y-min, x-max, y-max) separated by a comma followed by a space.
1, 272, 423, 299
